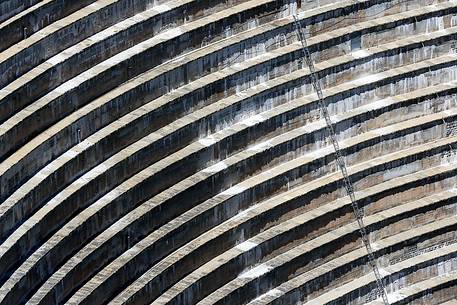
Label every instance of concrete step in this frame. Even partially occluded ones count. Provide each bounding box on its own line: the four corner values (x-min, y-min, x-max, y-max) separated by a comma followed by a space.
0, 0, 97, 52
160, 193, 457, 305
1, 43, 456, 305
105, 136, 457, 305
1, 12, 455, 255
1, 1, 457, 304
0, 0, 41, 24
0, 0, 254, 125
0, 0, 196, 88
30, 92, 457, 305
1, 0, 451, 202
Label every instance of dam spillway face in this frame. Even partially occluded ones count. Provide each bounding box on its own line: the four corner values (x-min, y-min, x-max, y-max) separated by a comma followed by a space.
2, 0, 457, 304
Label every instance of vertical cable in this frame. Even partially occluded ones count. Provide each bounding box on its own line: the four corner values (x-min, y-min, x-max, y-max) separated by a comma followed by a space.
293, 14, 391, 305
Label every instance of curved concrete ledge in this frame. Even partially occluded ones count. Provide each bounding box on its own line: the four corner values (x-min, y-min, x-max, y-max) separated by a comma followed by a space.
0, 0, 41, 24
366, 268, 457, 305
0, 0, 256, 125
0, 0, 296, 194
3, 83, 450, 302
7, 92, 448, 304
277, 233, 457, 305
0, 0, 376, 170
0, 0, 286, 157
158, 192, 457, 305
0, 0, 96, 53
25, 61, 456, 304
89, 163, 457, 305
2, 1, 457, 304
108, 134, 456, 301
0, 33, 456, 302
207, 210, 457, 305
29, 95, 457, 305
1, 41, 455, 299
248, 199, 457, 304
1, 14, 455, 255
0, 0, 203, 88
0, 10, 452, 270
0, 0, 446, 184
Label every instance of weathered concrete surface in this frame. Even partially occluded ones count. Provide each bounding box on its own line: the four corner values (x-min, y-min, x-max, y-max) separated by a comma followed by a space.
1, 1, 457, 305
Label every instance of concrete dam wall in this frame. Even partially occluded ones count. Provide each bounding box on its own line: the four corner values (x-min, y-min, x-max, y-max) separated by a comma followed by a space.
0, 0, 457, 304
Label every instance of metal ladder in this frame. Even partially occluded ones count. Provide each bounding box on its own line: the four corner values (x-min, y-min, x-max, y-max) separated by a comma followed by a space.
292, 15, 390, 305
